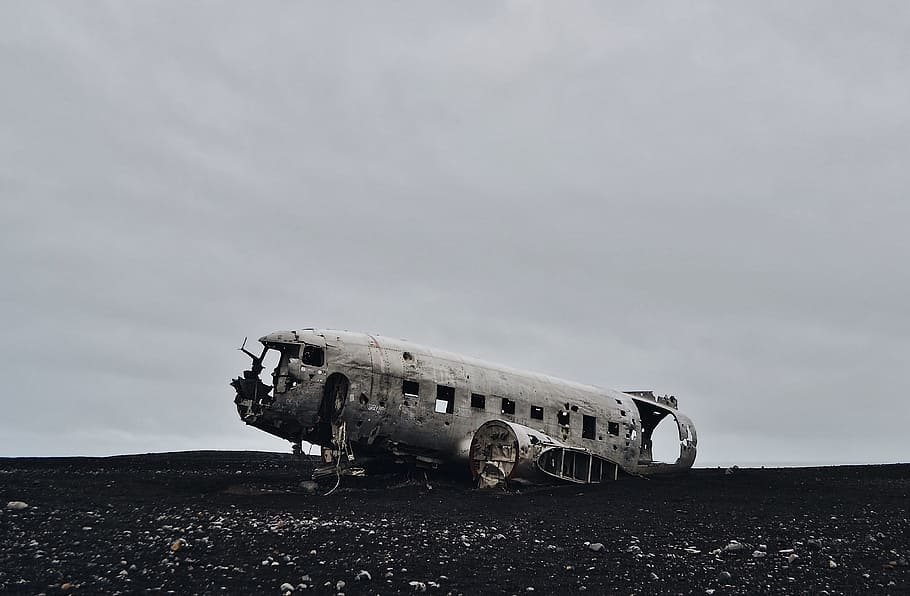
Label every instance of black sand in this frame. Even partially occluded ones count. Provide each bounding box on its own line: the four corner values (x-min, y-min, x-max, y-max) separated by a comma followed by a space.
1, 452, 907, 595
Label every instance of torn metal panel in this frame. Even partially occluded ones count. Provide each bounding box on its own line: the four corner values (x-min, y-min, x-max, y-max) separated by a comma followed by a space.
230, 328, 698, 486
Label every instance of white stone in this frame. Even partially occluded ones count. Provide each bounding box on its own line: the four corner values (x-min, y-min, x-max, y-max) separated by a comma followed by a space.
6, 501, 28, 510
299, 481, 319, 493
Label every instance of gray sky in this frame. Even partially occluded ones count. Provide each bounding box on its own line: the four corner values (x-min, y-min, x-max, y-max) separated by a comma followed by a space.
2, 2, 909, 465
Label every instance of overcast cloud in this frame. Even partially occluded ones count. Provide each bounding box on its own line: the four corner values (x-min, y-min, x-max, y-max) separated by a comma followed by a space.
2, 2, 909, 465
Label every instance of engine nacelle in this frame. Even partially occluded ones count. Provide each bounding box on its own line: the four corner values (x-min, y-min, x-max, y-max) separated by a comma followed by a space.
469, 420, 564, 488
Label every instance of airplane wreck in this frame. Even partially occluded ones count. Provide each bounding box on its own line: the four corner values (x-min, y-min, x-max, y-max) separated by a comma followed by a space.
231, 329, 697, 488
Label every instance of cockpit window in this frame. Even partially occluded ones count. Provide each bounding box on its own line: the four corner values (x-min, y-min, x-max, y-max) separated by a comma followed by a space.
302, 344, 324, 367
272, 344, 299, 393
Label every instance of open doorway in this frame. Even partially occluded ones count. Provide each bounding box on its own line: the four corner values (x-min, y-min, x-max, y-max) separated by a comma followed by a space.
318, 373, 349, 445
649, 414, 681, 464
631, 398, 681, 466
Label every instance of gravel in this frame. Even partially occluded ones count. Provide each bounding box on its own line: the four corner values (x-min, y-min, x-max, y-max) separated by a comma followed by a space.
0, 452, 907, 594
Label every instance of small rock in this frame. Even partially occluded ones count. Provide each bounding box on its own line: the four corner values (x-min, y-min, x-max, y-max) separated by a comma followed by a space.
787, 554, 800, 565
752, 550, 766, 559
717, 571, 732, 583
6, 501, 28, 510
408, 581, 427, 592
828, 559, 837, 569
280, 582, 294, 592
355, 570, 371, 581
588, 543, 604, 552
299, 481, 319, 493
649, 572, 659, 581
724, 541, 744, 553
335, 580, 345, 590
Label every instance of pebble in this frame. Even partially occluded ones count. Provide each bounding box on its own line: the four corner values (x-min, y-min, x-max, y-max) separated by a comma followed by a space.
588, 542, 604, 552
649, 572, 659, 580
355, 570, 371, 581
6, 501, 28, 510
299, 481, 319, 493
717, 571, 732, 582
723, 540, 745, 552
280, 582, 294, 592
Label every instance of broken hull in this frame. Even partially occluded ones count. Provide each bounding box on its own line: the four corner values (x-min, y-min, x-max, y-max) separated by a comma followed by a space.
231, 329, 697, 483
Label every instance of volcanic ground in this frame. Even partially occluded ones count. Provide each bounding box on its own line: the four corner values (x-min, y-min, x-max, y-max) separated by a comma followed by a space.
1, 452, 908, 595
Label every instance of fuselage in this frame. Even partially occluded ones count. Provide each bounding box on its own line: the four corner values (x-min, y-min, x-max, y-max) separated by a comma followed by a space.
231, 328, 697, 478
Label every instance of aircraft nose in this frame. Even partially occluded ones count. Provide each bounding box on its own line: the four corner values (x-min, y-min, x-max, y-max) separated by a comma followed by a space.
259, 330, 298, 344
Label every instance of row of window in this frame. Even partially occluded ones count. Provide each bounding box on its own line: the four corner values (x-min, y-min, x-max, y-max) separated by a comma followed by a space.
401, 380, 621, 440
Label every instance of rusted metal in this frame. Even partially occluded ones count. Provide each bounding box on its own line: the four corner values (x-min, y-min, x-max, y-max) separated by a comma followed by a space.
231, 328, 698, 488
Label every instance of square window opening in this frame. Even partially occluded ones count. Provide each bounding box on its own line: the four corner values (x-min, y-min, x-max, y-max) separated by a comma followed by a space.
557, 410, 570, 427
582, 414, 596, 439
608, 421, 620, 436
403, 380, 419, 398
530, 406, 544, 420
471, 393, 486, 409
501, 397, 515, 416
435, 385, 455, 414
302, 345, 324, 367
